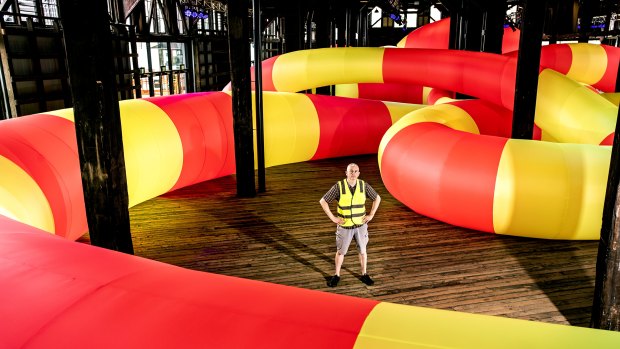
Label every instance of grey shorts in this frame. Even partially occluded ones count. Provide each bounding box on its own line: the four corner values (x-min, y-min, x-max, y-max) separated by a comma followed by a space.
336, 224, 369, 255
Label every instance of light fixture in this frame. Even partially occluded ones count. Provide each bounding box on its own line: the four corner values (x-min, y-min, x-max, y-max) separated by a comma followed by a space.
180, 0, 210, 19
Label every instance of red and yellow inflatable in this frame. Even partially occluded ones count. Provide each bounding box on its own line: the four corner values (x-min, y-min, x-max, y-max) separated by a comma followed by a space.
1, 19, 620, 348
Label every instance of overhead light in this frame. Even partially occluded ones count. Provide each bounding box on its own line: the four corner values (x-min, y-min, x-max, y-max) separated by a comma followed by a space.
181, 0, 210, 19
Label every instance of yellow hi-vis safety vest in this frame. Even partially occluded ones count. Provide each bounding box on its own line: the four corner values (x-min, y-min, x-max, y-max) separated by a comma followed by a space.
337, 179, 366, 227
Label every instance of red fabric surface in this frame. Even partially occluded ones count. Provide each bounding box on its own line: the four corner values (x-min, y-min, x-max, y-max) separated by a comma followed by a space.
309, 94, 393, 160
539, 45, 573, 75
382, 48, 517, 110
0, 115, 86, 239
401, 18, 520, 54
0, 215, 378, 349
401, 18, 449, 49
147, 92, 236, 191
357, 82, 424, 104
427, 88, 455, 105
380, 123, 507, 232
501, 27, 521, 54
599, 132, 614, 146
258, 55, 278, 91
597, 45, 620, 93
451, 100, 513, 138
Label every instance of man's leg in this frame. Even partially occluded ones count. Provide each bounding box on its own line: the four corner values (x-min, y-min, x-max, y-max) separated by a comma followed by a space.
356, 225, 374, 285
329, 227, 352, 287
358, 252, 367, 275
335, 252, 345, 276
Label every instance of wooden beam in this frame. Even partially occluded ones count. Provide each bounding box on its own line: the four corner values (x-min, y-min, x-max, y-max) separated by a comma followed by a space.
227, 0, 256, 197
591, 62, 620, 330
511, 0, 546, 140
481, 0, 506, 54
253, 0, 266, 193
283, 2, 302, 52
58, 0, 133, 253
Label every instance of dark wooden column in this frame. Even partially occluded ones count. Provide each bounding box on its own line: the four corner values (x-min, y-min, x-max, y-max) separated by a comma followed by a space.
591, 63, 620, 330
252, 0, 265, 192
228, 0, 256, 197
283, 2, 303, 52
344, 5, 354, 47
578, 0, 593, 43
448, 4, 465, 50
511, 0, 546, 140
58, 0, 133, 253
315, 0, 333, 95
481, 0, 506, 54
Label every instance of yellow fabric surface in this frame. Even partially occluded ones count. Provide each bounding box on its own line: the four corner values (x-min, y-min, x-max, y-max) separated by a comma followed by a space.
0, 155, 54, 233
354, 302, 620, 348
493, 139, 609, 239
272, 47, 385, 92
255, 92, 320, 167
119, 99, 183, 207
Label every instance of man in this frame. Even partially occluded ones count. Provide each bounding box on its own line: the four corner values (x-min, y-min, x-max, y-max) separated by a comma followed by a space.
319, 163, 381, 287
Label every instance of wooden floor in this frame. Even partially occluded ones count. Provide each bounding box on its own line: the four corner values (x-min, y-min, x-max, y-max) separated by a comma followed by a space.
79, 155, 599, 327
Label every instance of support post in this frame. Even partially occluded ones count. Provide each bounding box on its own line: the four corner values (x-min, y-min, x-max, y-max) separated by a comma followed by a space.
253, 0, 265, 193
283, 2, 302, 52
511, 0, 546, 140
58, 0, 133, 253
228, 0, 256, 197
591, 62, 620, 330
481, 0, 506, 54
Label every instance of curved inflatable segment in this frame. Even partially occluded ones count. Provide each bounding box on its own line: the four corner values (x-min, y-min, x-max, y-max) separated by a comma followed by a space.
379, 101, 611, 239
536, 69, 618, 145
258, 46, 617, 146
0, 91, 416, 239
257, 92, 420, 167
540, 44, 620, 92
379, 110, 506, 233
0, 217, 378, 349
147, 92, 236, 192
0, 114, 84, 237
494, 139, 609, 239
2, 217, 619, 348
396, 17, 521, 54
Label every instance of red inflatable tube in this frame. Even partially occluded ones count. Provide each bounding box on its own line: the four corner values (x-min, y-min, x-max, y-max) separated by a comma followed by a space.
357, 82, 425, 104
0, 115, 85, 236
308, 94, 394, 160
380, 122, 508, 233
382, 48, 518, 110
0, 215, 378, 349
398, 18, 521, 54
148, 92, 236, 192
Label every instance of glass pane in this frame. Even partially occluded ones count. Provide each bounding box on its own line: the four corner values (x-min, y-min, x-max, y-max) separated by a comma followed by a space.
150, 42, 168, 71
136, 42, 149, 72
170, 42, 185, 70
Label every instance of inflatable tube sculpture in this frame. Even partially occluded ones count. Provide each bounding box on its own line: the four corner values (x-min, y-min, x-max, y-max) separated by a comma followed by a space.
333, 17, 521, 103
3, 215, 620, 348
1, 35, 620, 347
0, 92, 423, 240
396, 17, 522, 54
247, 44, 619, 239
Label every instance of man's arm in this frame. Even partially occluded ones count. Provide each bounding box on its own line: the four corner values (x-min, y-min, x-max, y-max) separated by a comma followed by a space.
363, 195, 381, 224
320, 197, 345, 225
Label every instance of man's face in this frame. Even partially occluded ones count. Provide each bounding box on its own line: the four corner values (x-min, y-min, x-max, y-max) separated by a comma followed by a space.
346, 165, 360, 182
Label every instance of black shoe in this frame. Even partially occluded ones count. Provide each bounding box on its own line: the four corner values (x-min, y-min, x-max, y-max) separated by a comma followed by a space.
361, 274, 374, 286
327, 275, 340, 287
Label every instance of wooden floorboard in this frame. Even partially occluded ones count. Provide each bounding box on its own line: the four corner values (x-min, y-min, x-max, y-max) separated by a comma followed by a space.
79, 154, 598, 327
